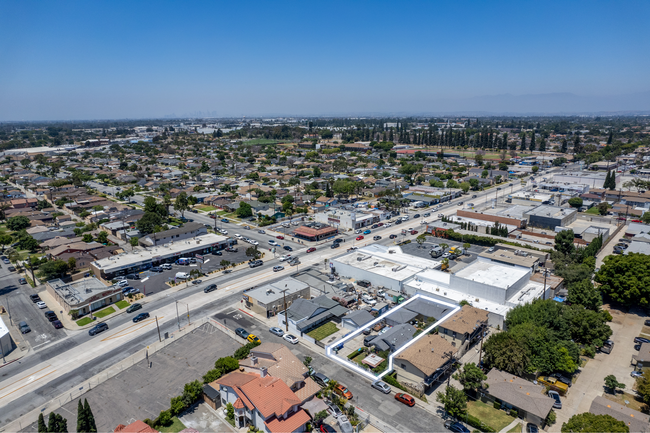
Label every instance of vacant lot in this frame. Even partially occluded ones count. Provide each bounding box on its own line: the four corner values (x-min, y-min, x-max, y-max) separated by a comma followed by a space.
467, 400, 515, 431
22, 323, 241, 433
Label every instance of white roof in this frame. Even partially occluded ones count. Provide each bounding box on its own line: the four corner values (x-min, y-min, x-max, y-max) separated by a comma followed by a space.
454, 261, 528, 289
0, 315, 8, 339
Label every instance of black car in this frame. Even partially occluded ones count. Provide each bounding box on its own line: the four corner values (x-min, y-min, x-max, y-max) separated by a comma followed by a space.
444, 420, 470, 433
357, 280, 371, 288
526, 423, 539, 433
413, 214, 420, 218
235, 328, 249, 339
30, 294, 41, 303
645, 320, 650, 327
331, 243, 340, 249
389, 234, 397, 239
212, 250, 223, 256
634, 337, 650, 344
7, 266, 15, 272
88, 323, 109, 336
126, 303, 142, 313
19, 277, 27, 285
126, 273, 140, 280
394, 219, 402, 225
551, 373, 572, 387
133, 312, 150, 323
283, 246, 293, 251
204, 284, 217, 293
52, 320, 63, 329
333, 238, 344, 244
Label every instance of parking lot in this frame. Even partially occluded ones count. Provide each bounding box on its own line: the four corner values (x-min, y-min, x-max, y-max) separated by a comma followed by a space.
1, 267, 67, 350
21, 322, 240, 433
213, 308, 446, 433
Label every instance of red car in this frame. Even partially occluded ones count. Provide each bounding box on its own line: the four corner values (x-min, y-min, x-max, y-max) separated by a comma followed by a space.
377, 222, 384, 227
395, 392, 415, 407
356, 236, 364, 241
307, 247, 316, 253
410, 230, 418, 235
277, 235, 284, 240
319, 425, 336, 433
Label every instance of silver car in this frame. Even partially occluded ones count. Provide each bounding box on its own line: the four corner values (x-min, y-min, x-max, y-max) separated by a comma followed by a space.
269, 327, 284, 337
371, 380, 391, 394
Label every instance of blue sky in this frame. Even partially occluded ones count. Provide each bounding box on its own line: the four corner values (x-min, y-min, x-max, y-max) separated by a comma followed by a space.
0, 0, 648, 120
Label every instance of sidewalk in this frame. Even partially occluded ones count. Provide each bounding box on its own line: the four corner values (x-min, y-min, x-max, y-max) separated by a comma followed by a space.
0, 312, 30, 367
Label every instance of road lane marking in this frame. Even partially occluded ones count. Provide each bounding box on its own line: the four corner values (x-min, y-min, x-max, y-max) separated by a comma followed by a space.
0, 370, 57, 400
0, 365, 53, 392
100, 316, 165, 341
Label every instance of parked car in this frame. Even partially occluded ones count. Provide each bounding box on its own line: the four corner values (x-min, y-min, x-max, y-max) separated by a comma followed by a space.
283, 245, 293, 251
394, 393, 415, 406
133, 312, 150, 323
150, 266, 163, 272
334, 384, 353, 399
283, 334, 299, 344
52, 320, 63, 329
126, 273, 140, 280
247, 334, 260, 344
88, 323, 109, 336
44, 311, 58, 321
371, 380, 391, 394
29, 294, 41, 303
634, 337, 650, 344
19, 277, 27, 285
550, 373, 572, 387
548, 390, 562, 409
373, 236, 382, 240
319, 425, 336, 433
235, 328, 249, 339
327, 402, 343, 418
117, 279, 129, 287
161, 263, 172, 270
204, 284, 217, 293
307, 247, 316, 253
7, 266, 15, 272
273, 265, 284, 272
363, 335, 376, 347
191, 279, 203, 285
36, 301, 47, 309
269, 327, 284, 337
175, 272, 190, 279
525, 423, 539, 433
313, 373, 330, 388
19, 321, 31, 334
444, 420, 470, 433
357, 280, 371, 288
356, 236, 364, 241
212, 250, 223, 256
276, 235, 284, 240
631, 370, 643, 378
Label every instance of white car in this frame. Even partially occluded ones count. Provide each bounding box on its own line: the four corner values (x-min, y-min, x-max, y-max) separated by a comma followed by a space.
235, 234, 243, 239
117, 280, 129, 287
384, 223, 391, 228
221, 229, 228, 235
250, 240, 259, 246
36, 301, 47, 309
283, 334, 299, 344
273, 265, 284, 272
279, 255, 292, 262
362, 295, 377, 306
355, 229, 362, 234
269, 240, 279, 246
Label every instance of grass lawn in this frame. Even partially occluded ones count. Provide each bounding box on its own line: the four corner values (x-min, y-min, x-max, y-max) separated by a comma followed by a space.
157, 417, 186, 433
585, 206, 601, 215
76, 317, 94, 326
307, 322, 339, 341
604, 391, 647, 413
216, 210, 227, 215
196, 205, 216, 211
115, 300, 130, 309
467, 400, 515, 432
93, 306, 116, 318
508, 422, 522, 433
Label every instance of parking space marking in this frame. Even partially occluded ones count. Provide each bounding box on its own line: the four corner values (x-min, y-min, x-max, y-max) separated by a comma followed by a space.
100, 316, 165, 341
0, 365, 53, 393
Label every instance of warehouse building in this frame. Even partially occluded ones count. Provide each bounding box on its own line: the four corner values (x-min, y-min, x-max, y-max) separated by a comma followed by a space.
524, 205, 577, 229
242, 278, 311, 318
46, 276, 123, 316
90, 233, 233, 280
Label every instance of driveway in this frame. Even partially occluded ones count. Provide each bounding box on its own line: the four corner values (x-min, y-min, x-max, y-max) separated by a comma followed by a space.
549, 307, 646, 432
179, 402, 235, 433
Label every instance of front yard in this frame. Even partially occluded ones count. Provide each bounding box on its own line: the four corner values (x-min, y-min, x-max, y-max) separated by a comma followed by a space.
307, 322, 339, 341
467, 400, 515, 432
115, 300, 130, 309
157, 417, 186, 433
93, 306, 116, 318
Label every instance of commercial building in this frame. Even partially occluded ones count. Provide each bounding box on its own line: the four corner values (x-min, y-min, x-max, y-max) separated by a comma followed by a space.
478, 247, 542, 270
0, 316, 13, 357
524, 205, 577, 229
508, 192, 553, 206
314, 208, 390, 231
552, 170, 613, 188
243, 278, 311, 318
90, 233, 232, 280
536, 182, 590, 194
139, 222, 208, 247
46, 276, 123, 316
293, 222, 338, 241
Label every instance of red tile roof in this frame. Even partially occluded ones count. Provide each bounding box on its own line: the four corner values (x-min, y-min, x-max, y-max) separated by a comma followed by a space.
264, 409, 311, 433
240, 375, 302, 419
233, 397, 245, 409
114, 420, 159, 433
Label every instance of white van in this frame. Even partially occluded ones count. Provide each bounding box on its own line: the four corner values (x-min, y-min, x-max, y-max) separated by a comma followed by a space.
175, 272, 189, 279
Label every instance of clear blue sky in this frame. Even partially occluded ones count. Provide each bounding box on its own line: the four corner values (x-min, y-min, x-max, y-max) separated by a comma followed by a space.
1, 0, 648, 120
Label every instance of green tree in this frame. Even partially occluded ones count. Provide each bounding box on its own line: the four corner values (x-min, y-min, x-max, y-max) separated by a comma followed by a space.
567, 280, 602, 310
82, 233, 93, 243
174, 192, 189, 217
567, 197, 583, 208
636, 370, 650, 406
436, 385, 468, 419
561, 413, 628, 433
643, 211, 650, 224
38, 413, 47, 433
96, 231, 108, 244
235, 202, 253, 218
604, 375, 625, 394
597, 202, 609, 215
532, 165, 539, 173
7, 215, 31, 231
483, 331, 529, 375
459, 182, 470, 194
416, 234, 427, 248
215, 356, 240, 372
188, 195, 198, 207
76, 399, 86, 433
38, 260, 69, 281
554, 230, 575, 257
84, 399, 96, 433
313, 166, 322, 177
226, 403, 234, 421
452, 362, 487, 393
313, 410, 328, 426
136, 212, 163, 234
595, 254, 650, 307
48, 413, 68, 433
129, 237, 139, 250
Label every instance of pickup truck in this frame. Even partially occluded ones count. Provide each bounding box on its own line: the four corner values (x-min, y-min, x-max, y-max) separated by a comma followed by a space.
537, 376, 568, 395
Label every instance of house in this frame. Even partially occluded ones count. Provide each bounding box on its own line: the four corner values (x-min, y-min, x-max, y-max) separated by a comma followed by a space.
278, 295, 348, 335
394, 334, 457, 389
209, 371, 311, 433
480, 369, 556, 427
589, 395, 650, 433
437, 305, 489, 357
139, 222, 208, 247
341, 310, 375, 331
114, 420, 159, 433
370, 323, 415, 352
315, 196, 338, 207
239, 343, 320, 402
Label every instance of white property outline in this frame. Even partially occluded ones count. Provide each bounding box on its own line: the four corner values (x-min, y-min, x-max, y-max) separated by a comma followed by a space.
325, 293, 461, 381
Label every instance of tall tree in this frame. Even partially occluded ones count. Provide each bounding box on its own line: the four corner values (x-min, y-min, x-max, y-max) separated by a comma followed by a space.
520, 133, 526, 151
174, 192, 189, 218
607, 130, 613, 145
529, 132, 536, 152
77, 399, 87, 433
595, 253, 650, 307
84, 399, 97, 433
560, 138, 568, 153
436, 386, 468, 419
38, 413, 47, 433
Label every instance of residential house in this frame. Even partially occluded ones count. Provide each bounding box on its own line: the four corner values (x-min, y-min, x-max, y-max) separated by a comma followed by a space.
394, 334, 457, 390
278, 295, 348, 335
315, 196, 338, 207
589, 395, 650, 433
341, 310, 375, 331
436, 305, 489, 357
480, 369, 556, 427
370, 323, 415, 352
114, 420, 159, 433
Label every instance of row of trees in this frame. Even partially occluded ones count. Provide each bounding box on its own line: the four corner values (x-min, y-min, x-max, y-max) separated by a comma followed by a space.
37, 399, 96, 433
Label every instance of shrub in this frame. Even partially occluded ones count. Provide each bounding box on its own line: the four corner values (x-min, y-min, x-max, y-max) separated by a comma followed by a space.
203, 368, 223, 384
602, 310, 613, 322
493, 401, 501, 409
582, 346, 596, 358
466, 414, 496, 432
215, 356, 240, 373
170, 396, 185, 416
382, 373, 407, 392
546, 409, 556, 426
156, 410, 172, 427
510, 409, 518, 418
143, 419, 154, 428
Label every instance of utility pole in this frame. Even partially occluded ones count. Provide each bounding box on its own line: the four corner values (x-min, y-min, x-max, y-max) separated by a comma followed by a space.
186, 304, 191, 325
175, 301, 180, 330
281, 286, 289, 332
155, 316, 161, 342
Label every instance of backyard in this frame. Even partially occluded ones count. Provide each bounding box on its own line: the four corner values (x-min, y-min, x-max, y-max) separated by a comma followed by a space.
467, 400, 515, 432
307, 322, 339, 341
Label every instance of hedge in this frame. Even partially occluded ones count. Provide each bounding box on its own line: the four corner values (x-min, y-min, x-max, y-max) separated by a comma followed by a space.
465, 413, 497, 433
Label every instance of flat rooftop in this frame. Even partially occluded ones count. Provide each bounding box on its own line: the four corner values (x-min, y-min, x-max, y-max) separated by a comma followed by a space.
48, 276, 112, 304
91, 233, 229, 273
244, 277, 309, 304
553, 171, 607, 179
510, 192, 552, 201
454, 261, 529, 289
335, 252, 424, 281
478, 250, 539, 268
524, 205, 576, 219
494, 205, 535, 219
